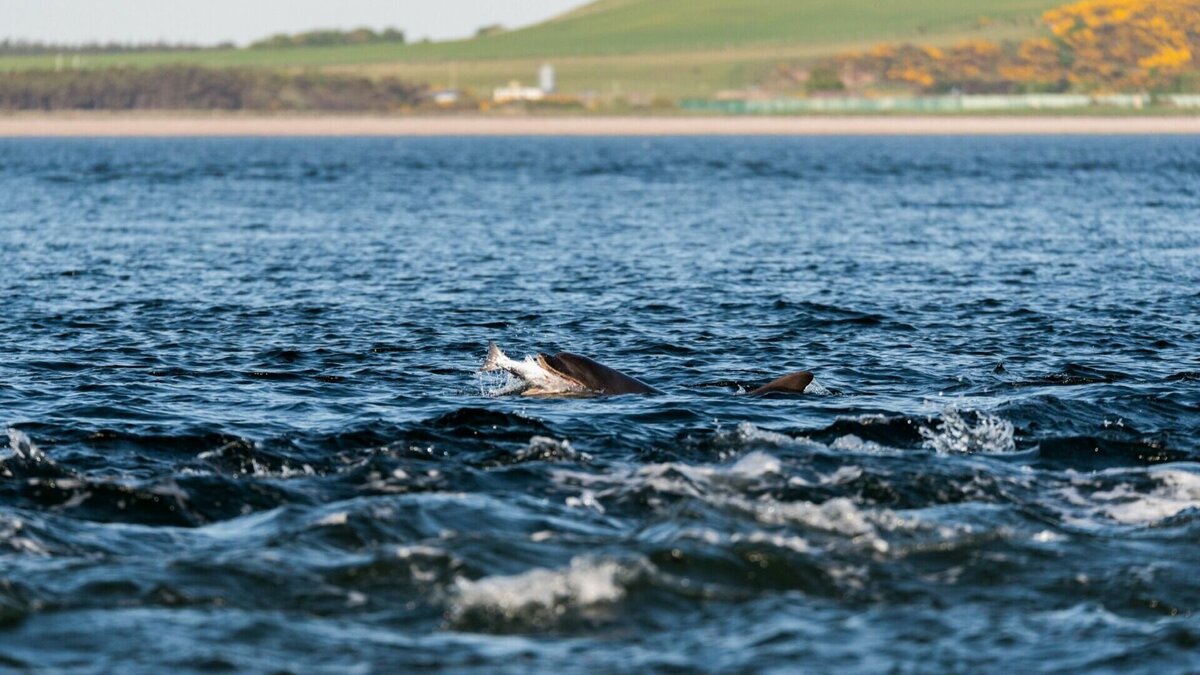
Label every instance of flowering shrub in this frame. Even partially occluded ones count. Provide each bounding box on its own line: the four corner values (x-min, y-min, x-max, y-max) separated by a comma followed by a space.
817, 0, 1199, 92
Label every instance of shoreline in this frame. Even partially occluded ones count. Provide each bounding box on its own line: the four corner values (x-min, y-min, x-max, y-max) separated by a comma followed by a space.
1, 114, 1199, 137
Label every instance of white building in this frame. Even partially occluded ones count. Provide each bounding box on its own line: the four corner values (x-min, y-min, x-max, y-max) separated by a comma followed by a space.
493, 81, 545, 103
428, 90, 463, 106
539, 64, 556, 93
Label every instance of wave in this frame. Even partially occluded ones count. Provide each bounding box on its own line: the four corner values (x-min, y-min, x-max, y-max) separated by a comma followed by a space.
1036, 436, 1192, 470
1058, 466, 1200, 529
805, 415, 925, 449
0, 579, 31, 627
196, 439, 318, 479
1011, 363, 1130, 387
505, 436, 591, 465
919, 408, 1017, 454
2, 429, 304, 526
0, 513, 52, 557
447, 556, 647, 633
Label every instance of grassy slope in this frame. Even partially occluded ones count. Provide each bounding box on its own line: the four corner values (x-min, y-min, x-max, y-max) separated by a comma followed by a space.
461, 0, 1062, 57
0, 0, 1063, 97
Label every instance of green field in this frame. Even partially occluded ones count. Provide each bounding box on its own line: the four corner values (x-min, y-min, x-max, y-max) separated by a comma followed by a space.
0, 0, 1064, 97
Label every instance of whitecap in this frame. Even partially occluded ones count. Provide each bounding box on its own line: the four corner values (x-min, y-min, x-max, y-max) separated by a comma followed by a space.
720, 421, 815, 449
727, 450, 783, 478
729, 496, 875, 536
1092, 468, 1200, 526
447, 556, 645, 630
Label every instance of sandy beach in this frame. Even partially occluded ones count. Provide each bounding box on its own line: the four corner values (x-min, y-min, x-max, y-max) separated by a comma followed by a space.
1, 114, 1199, 137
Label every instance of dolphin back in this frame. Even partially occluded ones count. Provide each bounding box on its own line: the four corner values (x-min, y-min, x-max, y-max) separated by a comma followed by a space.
748, 371, 814, 396
539, 352, 661, 395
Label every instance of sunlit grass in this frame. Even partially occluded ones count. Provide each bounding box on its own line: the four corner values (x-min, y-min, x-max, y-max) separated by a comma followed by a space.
0, 0, 1062, 97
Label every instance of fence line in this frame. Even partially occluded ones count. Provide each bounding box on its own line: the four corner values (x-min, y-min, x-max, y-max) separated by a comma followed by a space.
681, 94, 1200, 113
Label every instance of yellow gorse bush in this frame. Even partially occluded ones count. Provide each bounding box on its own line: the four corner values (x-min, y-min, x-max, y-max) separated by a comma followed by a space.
1141, 45, 1193, 69
1045, 0, 1198, 87
823, 0, 1200, 92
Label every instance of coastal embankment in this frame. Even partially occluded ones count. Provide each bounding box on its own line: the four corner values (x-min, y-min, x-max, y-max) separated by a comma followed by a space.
2, 114, 1199, 136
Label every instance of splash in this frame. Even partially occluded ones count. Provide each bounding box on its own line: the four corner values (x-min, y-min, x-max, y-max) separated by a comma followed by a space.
6, 428, 48, 463
476, 370, 527, 397
919, 408, 1016, 454
805, 380, 834, 396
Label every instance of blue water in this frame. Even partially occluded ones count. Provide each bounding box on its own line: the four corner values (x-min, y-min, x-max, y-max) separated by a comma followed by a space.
2, 136, 1199, 673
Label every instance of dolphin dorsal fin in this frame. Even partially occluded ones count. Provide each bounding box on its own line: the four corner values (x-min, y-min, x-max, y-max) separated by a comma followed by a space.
480, 342, 506, 372
749, 371, 814, 396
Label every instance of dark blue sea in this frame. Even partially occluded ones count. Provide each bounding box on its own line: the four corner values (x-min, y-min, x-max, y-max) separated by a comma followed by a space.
1, 136, 1199, 673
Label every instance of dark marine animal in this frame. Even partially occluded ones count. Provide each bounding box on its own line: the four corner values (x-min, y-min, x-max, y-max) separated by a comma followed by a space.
480, 343, 812, 397
747, 371, 815, 396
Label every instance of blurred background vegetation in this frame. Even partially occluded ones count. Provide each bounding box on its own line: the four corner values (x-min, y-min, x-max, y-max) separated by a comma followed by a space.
0, 0, 1197, 111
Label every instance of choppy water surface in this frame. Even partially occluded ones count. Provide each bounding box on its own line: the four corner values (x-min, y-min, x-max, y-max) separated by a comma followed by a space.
2, 136, 1199, 672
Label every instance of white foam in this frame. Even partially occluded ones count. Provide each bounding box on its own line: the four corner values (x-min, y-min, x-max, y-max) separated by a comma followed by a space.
724, 421, 805, 448
565, 490, 605, 513
828, 434, 903, 456
1055, 466, 1200, 530
546, 430, 942, 556
1032, 529, 1064, 543
448, 557, 641, 627
738, 496, 873, 535
714, 422, 829, 456
395, 544, 453, 560
518, 436, 590, 463
313, 511, 348, 527
728, 451, 783, 478
821, 465, 864, 485
722, 494, 917, 554
919, 408, 1016, 454
729, 530, 812, 553
805, 380, 833, 396
553, 446, 788, 504
1093, 469, 1200, 526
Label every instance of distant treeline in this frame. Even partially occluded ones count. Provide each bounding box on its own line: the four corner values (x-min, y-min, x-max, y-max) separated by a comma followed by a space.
0, 27, 406, 56
249, 28, 406, 50
0, 66, 427, 111
0, 39, 229, 56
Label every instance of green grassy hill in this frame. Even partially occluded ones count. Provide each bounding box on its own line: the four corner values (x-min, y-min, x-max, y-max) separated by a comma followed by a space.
0, 0, 1064, 98
459, 0, 1062, 57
